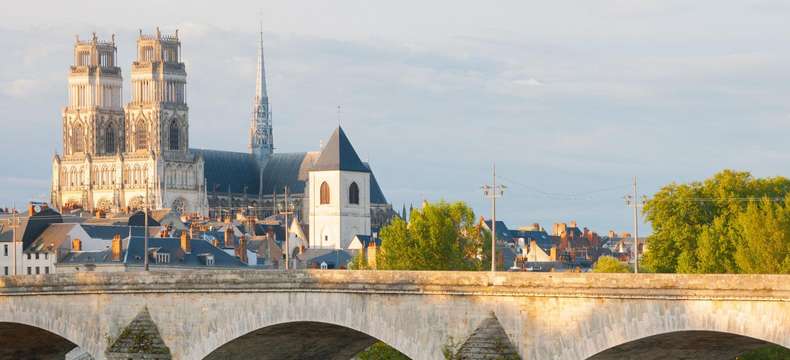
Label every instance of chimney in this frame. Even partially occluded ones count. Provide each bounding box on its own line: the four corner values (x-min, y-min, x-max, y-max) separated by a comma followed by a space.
181, 231, 191, 254
72, 238, 82, 252
236, 235, 248, 264
211, 238, 220, 248
550, 246, 557, 261
111, 234, 122, 261
224, 227, 234, 248
366, 241, 378, 269
570, 220, 577, 228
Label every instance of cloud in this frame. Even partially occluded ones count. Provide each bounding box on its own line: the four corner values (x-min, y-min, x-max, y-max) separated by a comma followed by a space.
1, 79, 42, 98
513, 78, 544, 86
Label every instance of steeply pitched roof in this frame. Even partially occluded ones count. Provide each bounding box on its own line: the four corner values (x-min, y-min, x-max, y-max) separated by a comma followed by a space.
311, 127, 369, 173
259, 152, 318, 194
192, 149, 263, 194
81, 225, 150, 240
27, 223, 76, 252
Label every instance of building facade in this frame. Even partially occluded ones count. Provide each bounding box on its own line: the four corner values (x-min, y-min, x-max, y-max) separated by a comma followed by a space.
52, 28, 394, 229
51, 30, 207, 215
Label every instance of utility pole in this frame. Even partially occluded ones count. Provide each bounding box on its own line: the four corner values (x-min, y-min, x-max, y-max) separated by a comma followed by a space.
624, 177, 646, 274
279, 186, 294, 270
482, 163, 505, 273
144, 180, 150, 271
11, 201, 17, 276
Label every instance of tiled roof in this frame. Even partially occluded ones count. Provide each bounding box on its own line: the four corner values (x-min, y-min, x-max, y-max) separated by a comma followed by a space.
27, 223, 76, 252
298, 249, 353, 268
193, 149, 263, 195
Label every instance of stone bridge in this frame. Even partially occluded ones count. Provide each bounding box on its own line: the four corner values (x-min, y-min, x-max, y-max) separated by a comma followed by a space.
0, 271, 789, 359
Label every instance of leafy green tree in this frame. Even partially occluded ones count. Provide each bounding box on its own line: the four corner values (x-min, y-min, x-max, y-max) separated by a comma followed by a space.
737, 345, 790, 359
592, 256, 630, 273
642, 170, 790, 273
356, 341, 410, 360
733, 198, 790, 273
377, 201, 486, 271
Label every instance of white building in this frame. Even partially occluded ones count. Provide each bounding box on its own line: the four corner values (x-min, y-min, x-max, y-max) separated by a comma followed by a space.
308, 127, 372, 250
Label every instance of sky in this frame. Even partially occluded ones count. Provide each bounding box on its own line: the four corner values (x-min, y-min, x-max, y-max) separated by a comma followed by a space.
3, 1, 790, 234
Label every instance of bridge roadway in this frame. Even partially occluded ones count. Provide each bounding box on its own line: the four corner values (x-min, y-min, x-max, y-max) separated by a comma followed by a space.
0, 270, 788, 359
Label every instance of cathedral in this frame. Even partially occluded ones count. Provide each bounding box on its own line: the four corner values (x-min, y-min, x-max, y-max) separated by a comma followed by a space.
51, 28, 394, 233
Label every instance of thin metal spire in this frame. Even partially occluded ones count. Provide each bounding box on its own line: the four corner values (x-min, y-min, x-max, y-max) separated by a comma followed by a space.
255, 13, 268, 100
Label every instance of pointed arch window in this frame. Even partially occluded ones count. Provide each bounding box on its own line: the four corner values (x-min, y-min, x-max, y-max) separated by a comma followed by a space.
71, 123, 85, 153
169, 119, 180, 151
104, 125, 115, 154
135, 120, 147, 151
320, 182, 330, 205
349, 182, 360, 205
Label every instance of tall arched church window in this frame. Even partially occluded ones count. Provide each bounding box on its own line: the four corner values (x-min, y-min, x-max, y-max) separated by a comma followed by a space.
169, 120, 180, 151
135, 120, 147, 151
320, 182, 330, 205
104, 125, 115, 154
71, 123, 85, 153
349, 182, 360, 205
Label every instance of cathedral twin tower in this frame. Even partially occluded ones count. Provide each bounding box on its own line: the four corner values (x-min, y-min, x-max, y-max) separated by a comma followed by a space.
52, 28, 272, 215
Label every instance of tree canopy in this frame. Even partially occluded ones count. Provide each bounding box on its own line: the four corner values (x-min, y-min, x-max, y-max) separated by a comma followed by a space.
376, 201, 487, 271
641, 170, 790, 274
592, 256, 630, 273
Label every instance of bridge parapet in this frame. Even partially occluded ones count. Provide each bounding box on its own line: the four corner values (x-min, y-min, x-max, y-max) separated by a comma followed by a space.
0, 270, 788, 301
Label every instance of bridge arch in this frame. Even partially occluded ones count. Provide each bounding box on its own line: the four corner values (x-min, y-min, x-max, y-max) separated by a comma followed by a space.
587, 330, 787, 359
187, 292, 428, 360
543, 298, 790, 360
203, 321, 408, 360
0, 321, 87, 359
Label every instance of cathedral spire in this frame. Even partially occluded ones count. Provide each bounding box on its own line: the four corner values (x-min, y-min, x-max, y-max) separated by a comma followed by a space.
255, 21, 268, 100
250, 20, 273, 162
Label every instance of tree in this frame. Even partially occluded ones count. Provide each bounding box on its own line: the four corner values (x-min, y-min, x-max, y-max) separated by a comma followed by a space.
641, 170, 790, 273
356, 342, 410, 360
592, 256, 630, 273
377, 201, 486, 271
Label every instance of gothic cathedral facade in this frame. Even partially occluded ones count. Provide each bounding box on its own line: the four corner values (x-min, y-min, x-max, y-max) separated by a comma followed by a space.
51, 30, 208, 215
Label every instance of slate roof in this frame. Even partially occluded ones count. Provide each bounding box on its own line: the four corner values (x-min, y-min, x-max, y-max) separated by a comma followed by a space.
192, 127, 388, 204
298, 249, 353, 269
259, 152, 318, 194
124, 236, 247, 268
512, 229, 556, 252
26, 223, 76, 252
311, 127, 370, 172
81, 225, 150, 240
192, 149, 263, 194
59, 250, 116, 264
482, 220, 513, 242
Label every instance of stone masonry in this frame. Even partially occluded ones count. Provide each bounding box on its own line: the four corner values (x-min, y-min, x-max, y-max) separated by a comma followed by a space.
0, 271, 788, 359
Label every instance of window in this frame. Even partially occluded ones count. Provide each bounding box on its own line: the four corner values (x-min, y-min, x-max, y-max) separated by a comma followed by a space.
156, 253, 170, 264
26, 267, 31, 275
44, 267, 49, 274
44, 253, 48, 260
349, 182, 360, 205
71, 123, 84, 153
3, 244, 6, 256
169, 120, 180, 150
35, 253, 39, 260
26, 253, 30, 260
105, 125, 115, 154
320, 181, 330, 204
35, 267, 39, 275
3, 267, 7, 276
135, 120, 148, 150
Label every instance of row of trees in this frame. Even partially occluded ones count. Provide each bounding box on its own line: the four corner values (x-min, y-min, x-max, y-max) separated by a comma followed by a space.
641, 170, 790, 274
